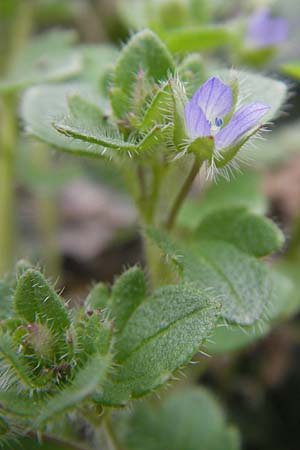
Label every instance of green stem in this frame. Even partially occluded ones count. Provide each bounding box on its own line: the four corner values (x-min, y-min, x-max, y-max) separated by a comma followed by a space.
0, 94, 17, 276
103, 411, 123, 450
34, 144, 61, 278
0, 1, 34, 276
27, 431, 91, 450
165, 155, 202, 230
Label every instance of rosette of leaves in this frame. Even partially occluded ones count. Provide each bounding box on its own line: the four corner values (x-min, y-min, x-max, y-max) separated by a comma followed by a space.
0, 262, 221, 447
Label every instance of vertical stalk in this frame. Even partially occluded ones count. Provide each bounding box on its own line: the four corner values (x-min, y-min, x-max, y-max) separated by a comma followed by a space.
33, 144, 61, 279
102, 412, 123, 450
0, 94, 17, 275
0, 1, 34, 276
165, 155, 202, 230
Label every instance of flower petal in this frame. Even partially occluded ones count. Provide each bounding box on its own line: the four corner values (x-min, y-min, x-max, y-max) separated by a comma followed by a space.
246, 8, 288, 48
215, 102, 269, 151
193, 77, 232, 121
184, 98, 211, 139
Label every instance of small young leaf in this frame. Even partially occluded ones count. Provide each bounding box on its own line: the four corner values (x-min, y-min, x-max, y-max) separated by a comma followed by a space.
54, 118, 137, 153
74, 312, 112, 362
111, 30, 175, 119
109, 266, 147, 333
85, 282, 110, 311
195, 207, 284, 257
0, 333, 37, 390
14, 269, 70, 334
34, 353, 111, 427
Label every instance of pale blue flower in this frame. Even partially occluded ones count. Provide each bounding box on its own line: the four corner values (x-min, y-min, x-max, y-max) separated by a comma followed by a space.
184, 77, 269, 152
246, 8, 288, 49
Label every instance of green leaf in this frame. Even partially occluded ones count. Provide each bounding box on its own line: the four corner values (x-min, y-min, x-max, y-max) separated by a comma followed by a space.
0, 389, 41, 418
178, 53, 206, 96
85, 282, 110, 311
183, 240, 271, 325
21, 84, 111, 158
0, 30, 80, 94
67, 94, 104, 124
178, 171, 267, 231
34, 353, 111, 427
117, 387, 240, 450
217, 69, 287, 123
195, 207, 284, 257
74, 312, 113, 363
147, 228, 272, 326
281, 61, 300, 79
206, 269, 296, 354
76, 44, 119, 88
99, 284, 220, 405
14, 269, 70, 334
139, 82, 172, 132
160, 26, 233, 53
110, 30, 175, 119
0, 333, 37, 389
109, 267, 147, 333
54, 118, 137, 153
0, 276, 14, 320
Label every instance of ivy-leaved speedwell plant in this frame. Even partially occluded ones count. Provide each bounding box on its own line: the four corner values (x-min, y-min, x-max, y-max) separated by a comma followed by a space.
0, 29, 289, 449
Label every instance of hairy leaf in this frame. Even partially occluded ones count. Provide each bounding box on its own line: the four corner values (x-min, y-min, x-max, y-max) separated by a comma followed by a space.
34, 354, 111, 427
195, 207, 284, 257
109, 267, 146, 333
14, 269, 70, 334
217, 69, 287, 123
0, 333, 37, 390
21, 84, 111, 158
110, 30, 175, 118
99, 284, 220, 405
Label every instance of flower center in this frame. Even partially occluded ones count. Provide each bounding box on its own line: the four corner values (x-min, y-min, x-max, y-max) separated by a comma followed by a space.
209, 117, 224, 136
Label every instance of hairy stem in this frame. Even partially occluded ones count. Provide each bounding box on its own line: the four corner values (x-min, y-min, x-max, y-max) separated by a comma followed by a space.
27, 431, 91, 450
103, 411, 123, 450
165, 155, 203, 230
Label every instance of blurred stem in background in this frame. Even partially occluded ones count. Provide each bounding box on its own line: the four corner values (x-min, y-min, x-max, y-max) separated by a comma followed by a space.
0, 0, 33, 276
0, 94, 17, 275
34, 144, 61, 280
